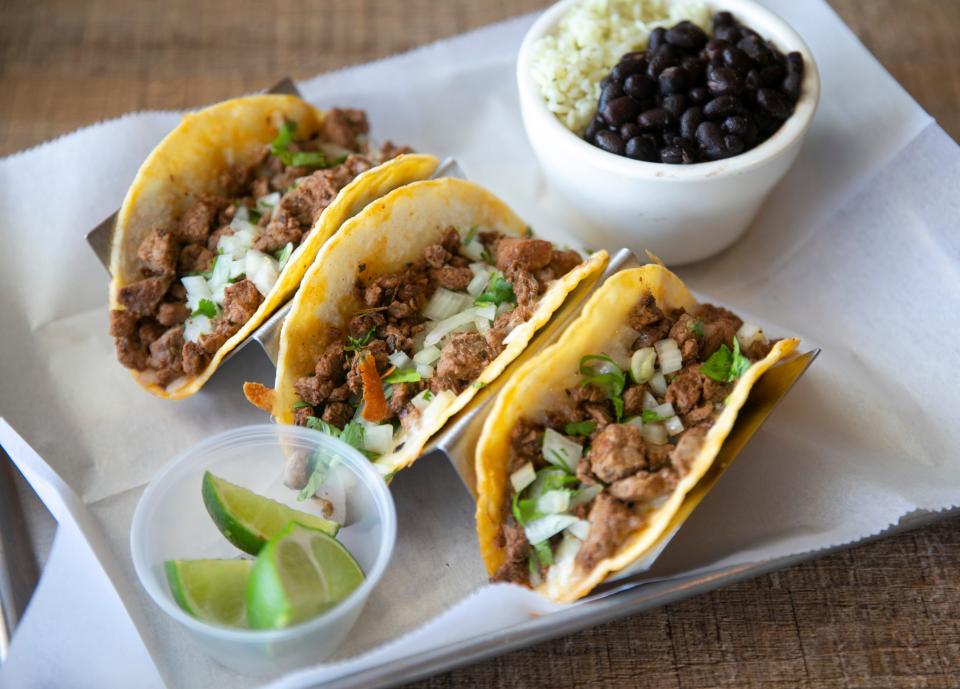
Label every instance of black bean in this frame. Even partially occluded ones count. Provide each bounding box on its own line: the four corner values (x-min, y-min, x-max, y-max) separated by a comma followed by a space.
703, 38, 730, 63
786, 51, 804, 76
757, 88, 793, 119
703, 95, 741, 119
620, 51, 646, 63
714, 25, 741, 43
676, 138, 699, 163
658, 66, 688, 95
665, 21, 708, 51
611, 59, 646, 81
738, 37, 772, 65
625, 135, 658, 161
637, 108, 672, 130
584, 117, 604, 142
680, 106, 703, 139
701, 144, 726, 161
745, 69, 762, 91
782, 72, 802, 102
623, 73, 655, 100
662, 94, 686, 119
599, 81, 624, 108
594, 130, 625, 155
721, 115, 750, 137
648, 27, 667, 53
743, 120, 760, 147
646, 51, 675, 79
688, 86, 710, 104
620, 122, 641, 140
753, 111, 782, 136
659, 145, 684, 164
759, 64, 786, 86
681, 56, 706, 86
707, 66, 744, 96
723, 134, 745, 156
695, 120, 723, 149
722, 46, 754, 72
713, 10, 735, 27
601, 96, 641, 126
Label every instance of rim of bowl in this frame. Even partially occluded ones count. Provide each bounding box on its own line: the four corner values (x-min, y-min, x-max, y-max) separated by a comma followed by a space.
130, 424, 397, 643
516, 0, 821, 181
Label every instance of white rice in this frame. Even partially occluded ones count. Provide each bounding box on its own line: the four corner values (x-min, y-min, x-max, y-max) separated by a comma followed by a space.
530, 0, 711, 134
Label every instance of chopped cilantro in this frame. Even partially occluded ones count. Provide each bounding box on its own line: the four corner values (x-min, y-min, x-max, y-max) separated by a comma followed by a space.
691, 320, 705, 337
578, 354, 626, 421
269, 119, 343, 169
480, 247, 494, 264
305, 416, 339, 435
274, 242, 294, 269
345, 327, 377, 352
702, 337, 751, 382
474, 274, 516, 306
464, 225, 478, 243
339, 421, 365, 450
533, 540, 554, 565
293, 401, 312, 409
423, 390, 434, 402
564, 420, 597, 436
191, 298, 218, 319
249, 209, 262, 224
270, 120, 297, 155
471, 380, 486, 390
384, 369, 421, 384
641, 409, 665, 423
297, 448, 335, 501
523, 225, 534, 238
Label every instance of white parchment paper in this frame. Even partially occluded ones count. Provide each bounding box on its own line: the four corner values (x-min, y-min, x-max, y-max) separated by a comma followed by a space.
1, 0, 959, 687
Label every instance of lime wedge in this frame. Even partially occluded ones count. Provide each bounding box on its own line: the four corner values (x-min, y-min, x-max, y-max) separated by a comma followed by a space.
164, 559, 252, 627
246, 523, 365, 630
202, 471, 340, 555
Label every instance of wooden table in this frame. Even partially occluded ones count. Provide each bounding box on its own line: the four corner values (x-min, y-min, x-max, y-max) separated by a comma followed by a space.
2, 1, 958, 686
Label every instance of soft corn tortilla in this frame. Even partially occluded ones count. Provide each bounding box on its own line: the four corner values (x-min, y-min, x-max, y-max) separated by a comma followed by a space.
475, 264, 799, 602
274, 177, 608, 475
109, 93, 438, 399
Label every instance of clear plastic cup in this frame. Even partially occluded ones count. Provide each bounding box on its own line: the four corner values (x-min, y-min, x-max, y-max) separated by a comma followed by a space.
130, 424, 396, 675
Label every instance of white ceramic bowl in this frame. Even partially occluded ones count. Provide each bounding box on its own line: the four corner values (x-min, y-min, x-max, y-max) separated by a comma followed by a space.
517, 0, 820, 265
130, 424, 397, 676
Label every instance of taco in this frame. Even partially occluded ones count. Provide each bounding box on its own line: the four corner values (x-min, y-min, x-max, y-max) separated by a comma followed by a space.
108, 94, 438, 398
475, 264, 799, 602
258, 178, 608, 478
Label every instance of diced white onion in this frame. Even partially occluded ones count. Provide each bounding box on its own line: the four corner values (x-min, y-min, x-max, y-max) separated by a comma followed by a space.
362, 424, 395, 455
630, 347, 657, 384
569, 484, 602, 509
654, 338, 683, 375
410, 390, 433, 412
649, 371, 668, 396
229, 216, 261, 235
551, 532, 583, 569
245, 250, 280, 297
388, 351, 411, 369
736, 321, 766, 350
537, 490, 571, 515
495, 302, 513, 317
510, 462, 537, 493
229, 259, 245, 280
460, 240, 485, 262
423, 288, 474, 321
651, 402, 676, 419
276, 242, 294, 271
473, 303, 497, 321
665, 416, 685, 436
424, 308, 488, 347
567, 519, 591, 540
256, 192, 281, 212
233, 205, 250, 222
524, 514, 578, 545
641, 423, 668, 445
542, 428, 582, 472
468, 262, 489, 276
181, 276, 212, 311
466, 270, 491, 297
642, 390, 659, 410
625, 416, 644, 430
413, 346, 441, 365
208, 255, 231, 289
415, 364, 434, 379
183, 315, 212, 343
474, 318, 491, 334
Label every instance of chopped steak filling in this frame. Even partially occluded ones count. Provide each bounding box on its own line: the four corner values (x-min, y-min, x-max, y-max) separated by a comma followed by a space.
111, 108, 413, 386
291, 228, 584, 462
494, 294, 779, 587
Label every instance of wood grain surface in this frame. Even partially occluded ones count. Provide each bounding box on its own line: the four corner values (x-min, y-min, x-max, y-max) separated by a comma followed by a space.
2, 1, 958, 687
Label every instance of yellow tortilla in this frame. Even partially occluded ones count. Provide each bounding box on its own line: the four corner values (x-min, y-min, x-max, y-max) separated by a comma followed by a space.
273, 177, 608, 475
475, 264, 799, 602
109, 93, 438, 399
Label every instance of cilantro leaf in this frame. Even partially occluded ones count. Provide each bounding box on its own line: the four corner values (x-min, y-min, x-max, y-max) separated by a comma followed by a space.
729, 337, 751, 380
305, 416, 340, 435
480, 247, 494, 264
533, 540, 554, 566
297, 449, 337, 501
384, 368, 421, 384
191, 298, 217, 319
691, 320, 704, 337
463, 225, 478, 244
578, 354, 626, 421
270, 120, 297, 155
339, 421, 365, 451
474, 275, 516, 306
345, 327, 377, 352
641, 409, 665, 423
564, 420, 597, 436
293, 401, 312, 409
701, 337, 752, 382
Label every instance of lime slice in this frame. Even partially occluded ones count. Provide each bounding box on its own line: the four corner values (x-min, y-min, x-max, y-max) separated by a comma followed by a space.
246, 523, 365, 630
202, 471, 340, 555
164, 559, 252, 627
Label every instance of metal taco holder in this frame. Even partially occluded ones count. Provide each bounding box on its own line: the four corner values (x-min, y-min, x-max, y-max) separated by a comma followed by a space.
74, 77, 952, 689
